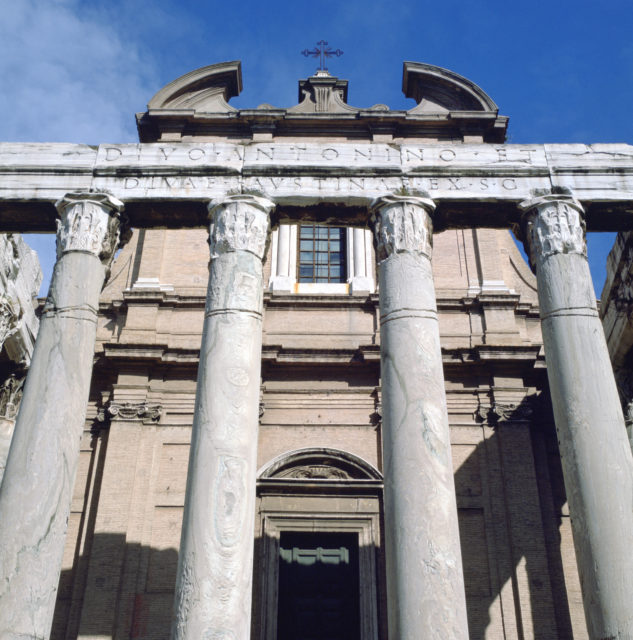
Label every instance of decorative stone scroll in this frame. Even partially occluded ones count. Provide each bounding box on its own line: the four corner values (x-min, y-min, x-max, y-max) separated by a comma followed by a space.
520, 189, 585, 271
476, 401, 534, 424
55, 192, 125, 266
208, 193, 271, 260
370, 193, 435, 262
106, 402, 162, 422
278, 465, 350, 479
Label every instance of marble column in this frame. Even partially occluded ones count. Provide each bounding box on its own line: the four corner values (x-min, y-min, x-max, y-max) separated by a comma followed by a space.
172, 194, 273, 640
0, 192, 124, 639
370, 194, 469, 640
520, 189, 633, 640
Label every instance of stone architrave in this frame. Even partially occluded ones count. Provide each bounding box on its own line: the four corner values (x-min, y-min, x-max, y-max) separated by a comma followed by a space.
520, 189, 633, 640
171, 194, 273, 640
370, 194, 469, 640
0, 192, 124, 639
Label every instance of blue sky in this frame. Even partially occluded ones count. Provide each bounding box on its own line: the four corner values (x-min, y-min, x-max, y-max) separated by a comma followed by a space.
2, 0, 632, 295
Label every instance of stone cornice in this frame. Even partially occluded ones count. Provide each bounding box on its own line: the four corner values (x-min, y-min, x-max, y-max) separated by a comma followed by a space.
97, 341, 544, 368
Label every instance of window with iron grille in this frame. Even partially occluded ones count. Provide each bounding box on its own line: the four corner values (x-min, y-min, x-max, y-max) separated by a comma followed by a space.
298, 225, 346, 283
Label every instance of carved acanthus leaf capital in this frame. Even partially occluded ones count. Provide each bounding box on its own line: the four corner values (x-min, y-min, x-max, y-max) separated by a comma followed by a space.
519, 190, 586, 271
370, 193, 436, 262
208, 194, 274, 260
55, 192, 125, 266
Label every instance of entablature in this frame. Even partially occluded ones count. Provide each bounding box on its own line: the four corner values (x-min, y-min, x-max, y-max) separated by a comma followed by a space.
2, 142, 633, 232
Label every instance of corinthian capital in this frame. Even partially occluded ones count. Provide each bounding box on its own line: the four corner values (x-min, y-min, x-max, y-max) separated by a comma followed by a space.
519, 189, 586, 271
55, 192, 125, 266
370, 193, 436, 262
208, 194, 274, 260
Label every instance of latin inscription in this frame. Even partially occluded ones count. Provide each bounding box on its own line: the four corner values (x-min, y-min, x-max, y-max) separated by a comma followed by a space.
89, 142, 550, 201
96, 142, 546, 169
116, 175, 522, 193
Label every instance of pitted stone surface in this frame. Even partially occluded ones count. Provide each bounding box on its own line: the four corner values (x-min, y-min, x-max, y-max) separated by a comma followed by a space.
55, 192, 124, 265
372, 194, 469, 640
3, 143, 633, 227
0, 195, 122, 640
371, 194, 435, 261
171, 196, 273, 640
520, 191, 586, 271
522, 190, 633, 640
208, 194, 272, 260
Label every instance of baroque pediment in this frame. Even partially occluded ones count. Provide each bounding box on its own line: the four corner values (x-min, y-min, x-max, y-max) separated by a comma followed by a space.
258, 447, 382, 481
137, 60, 508, 143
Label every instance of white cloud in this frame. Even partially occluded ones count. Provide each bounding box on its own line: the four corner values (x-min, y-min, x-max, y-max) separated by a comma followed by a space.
0, 0, 159, 143
0, 0, 165, 294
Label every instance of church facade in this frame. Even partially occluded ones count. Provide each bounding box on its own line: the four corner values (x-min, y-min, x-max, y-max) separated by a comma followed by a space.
1, 61, 633, 640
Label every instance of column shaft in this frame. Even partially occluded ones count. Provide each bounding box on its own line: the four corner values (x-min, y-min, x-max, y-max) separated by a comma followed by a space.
172, 194, 272, 640
0, 193, 123, 639
371, 195, 469, 640
521, 191, 633, 639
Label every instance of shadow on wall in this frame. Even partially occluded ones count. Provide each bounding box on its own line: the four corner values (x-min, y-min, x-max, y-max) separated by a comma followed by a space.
456, 396, 580, 640
51, 400, 579, 640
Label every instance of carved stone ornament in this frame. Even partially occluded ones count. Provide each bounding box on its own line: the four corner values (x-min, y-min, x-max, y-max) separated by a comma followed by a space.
519, 190, 586, 271
208, 194, 274, 260
476, 401, 534, 424
276, 465, 351, 480
55, 192, 125, 266
0, 295, 19, 349
105, 402, 162, 422
0, 374, 24, 420
370, 193, 436, 262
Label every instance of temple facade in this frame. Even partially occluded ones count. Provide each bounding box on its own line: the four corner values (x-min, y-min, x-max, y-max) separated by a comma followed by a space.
1, 61, 633, 640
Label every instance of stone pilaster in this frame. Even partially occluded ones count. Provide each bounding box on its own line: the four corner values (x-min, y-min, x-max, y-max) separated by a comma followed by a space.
269, 224, 296, 293
520, 189, 633, 640
171, 194, 273, 640
370, 194, 469, 640
0, 192, 124, 640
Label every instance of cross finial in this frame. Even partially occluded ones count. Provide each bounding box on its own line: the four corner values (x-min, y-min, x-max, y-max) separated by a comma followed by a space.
301, 40, 343, 72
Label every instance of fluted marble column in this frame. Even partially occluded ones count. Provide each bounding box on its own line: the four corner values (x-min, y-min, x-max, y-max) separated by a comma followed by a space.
370, 194, 469, 640
172, 194, 273, 640
520, 189, 633, 640
0, 192, 124, 639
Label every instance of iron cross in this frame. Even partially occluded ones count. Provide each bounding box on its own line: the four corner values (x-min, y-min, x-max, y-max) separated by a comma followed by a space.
301, 40, 343, 71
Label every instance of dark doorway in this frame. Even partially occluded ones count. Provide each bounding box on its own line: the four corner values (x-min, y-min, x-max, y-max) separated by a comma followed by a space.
277, 532, 361, 640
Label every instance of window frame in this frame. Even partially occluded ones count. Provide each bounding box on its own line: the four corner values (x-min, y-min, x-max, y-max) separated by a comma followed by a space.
268, 224, 375, 295
297, 224, 347, 284
257, 513, 381, 640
